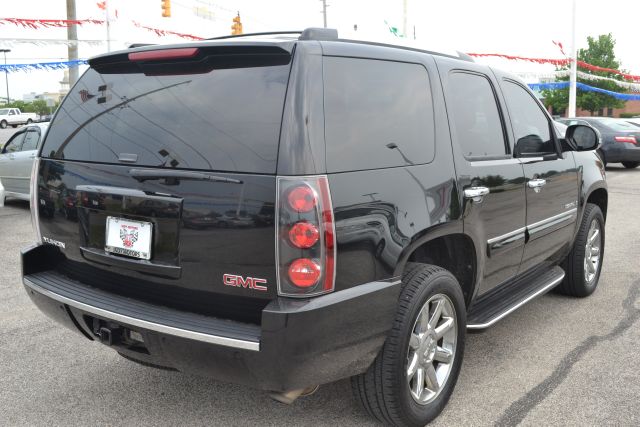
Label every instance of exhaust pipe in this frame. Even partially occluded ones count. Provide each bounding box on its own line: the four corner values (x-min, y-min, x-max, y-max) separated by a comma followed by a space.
269, 385, 319, 404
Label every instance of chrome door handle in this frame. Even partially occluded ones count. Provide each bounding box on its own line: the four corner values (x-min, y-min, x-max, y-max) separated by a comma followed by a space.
527, 179, 546, 193
464, 186, 490, 203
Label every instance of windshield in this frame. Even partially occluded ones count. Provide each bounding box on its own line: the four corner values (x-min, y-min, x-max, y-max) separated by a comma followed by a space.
41, 53, 292, 174
0, 109, 8, 116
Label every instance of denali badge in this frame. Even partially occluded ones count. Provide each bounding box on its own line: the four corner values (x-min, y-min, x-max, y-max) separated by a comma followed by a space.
223, 274, 268, 292
42, 236, 66, 249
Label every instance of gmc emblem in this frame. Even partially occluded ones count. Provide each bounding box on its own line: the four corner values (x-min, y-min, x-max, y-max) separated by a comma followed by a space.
223, 274, 268, 292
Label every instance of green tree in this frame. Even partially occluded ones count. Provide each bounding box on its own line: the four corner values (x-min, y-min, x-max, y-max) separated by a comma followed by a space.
30, 100, 49, 116
6, 100, 31, 112
542, 33, 626, 116
541, 81, 569, 116
576, 34, 625, 115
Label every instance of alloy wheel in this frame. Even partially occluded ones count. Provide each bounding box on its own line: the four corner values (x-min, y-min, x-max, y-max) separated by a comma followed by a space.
584, 219, 602, 284
406, 294, 457, 405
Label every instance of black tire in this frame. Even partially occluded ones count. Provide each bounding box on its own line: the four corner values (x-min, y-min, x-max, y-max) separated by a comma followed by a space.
622, 161, 640, 169
351, 264, 466, 427
557, 203, 605, 297
26, 119, 33, 124
0, 120, 7, 129
11, 124, 17, 128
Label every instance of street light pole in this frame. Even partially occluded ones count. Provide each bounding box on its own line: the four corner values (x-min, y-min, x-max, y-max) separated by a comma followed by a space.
0, 49, 10, 104
568, 0, 577, 117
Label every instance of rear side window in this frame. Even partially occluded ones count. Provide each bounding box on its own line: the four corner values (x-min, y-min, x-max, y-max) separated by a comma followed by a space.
501, 80, 554, 155
448, 72, 506, 158
41, 55, 291, 173
323, 57, 435, 173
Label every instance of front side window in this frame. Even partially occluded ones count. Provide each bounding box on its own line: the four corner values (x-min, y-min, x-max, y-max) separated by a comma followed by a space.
502, 80, 554, 156
3, 133, 26, 153
323, 57, 435, 172
448, 72, 506, 158
21, 130, 40, 151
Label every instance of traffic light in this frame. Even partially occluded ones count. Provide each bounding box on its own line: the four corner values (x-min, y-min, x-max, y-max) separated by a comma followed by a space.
161, 0, 171, 17
231, 12, 243, 35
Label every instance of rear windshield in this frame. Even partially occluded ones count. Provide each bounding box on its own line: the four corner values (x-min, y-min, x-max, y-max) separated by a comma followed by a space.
41, 54, 291, 174
596, 118, 638, 131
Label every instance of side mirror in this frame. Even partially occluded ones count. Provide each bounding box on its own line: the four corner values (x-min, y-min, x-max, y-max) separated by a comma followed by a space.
565, 124, 601, 151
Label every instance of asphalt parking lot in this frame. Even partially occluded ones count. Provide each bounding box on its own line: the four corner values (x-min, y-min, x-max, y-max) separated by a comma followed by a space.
1, 125, 640, 426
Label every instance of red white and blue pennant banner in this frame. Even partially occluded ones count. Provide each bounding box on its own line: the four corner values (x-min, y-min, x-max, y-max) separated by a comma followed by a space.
468, 53, 640, 83
0, 59, 88, 73
528, 81, 640, 101
0, 17, 203, 41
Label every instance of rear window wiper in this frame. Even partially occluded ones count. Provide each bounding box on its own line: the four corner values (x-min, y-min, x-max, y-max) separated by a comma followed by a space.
129, 169, 243, 184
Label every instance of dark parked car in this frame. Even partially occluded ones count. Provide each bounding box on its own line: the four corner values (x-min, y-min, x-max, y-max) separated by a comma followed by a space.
558, 117, 640, 168
22, 28, 607, 426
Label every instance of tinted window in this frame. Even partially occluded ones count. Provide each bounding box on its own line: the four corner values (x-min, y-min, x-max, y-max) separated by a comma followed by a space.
448, 72, 506, 157
502, 81, 553, 155
41, 58, 291, 173
324, 57, 435, 172
4, 132, 25, 153
559, 119, 589, 127
21, 130, 40, 151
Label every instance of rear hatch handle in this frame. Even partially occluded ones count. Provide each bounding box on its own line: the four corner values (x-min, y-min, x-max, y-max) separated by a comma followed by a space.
129, 169, 243, 184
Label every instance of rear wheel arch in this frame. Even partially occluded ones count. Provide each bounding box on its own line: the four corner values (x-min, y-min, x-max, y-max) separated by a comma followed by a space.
397, 233, 477, 307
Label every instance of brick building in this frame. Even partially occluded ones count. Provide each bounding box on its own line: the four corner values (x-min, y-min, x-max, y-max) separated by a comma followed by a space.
575, 99, 640, 118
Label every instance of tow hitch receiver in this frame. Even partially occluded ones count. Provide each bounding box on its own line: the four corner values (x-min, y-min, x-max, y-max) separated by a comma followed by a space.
92, 319, 124, 346
98, 327, 123, 346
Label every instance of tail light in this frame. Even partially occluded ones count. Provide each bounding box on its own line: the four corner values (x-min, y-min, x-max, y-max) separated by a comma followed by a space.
128, 48, 199, 62
276, 176, 336, 297
30, 158, 42, 243
615, 135, 637, 144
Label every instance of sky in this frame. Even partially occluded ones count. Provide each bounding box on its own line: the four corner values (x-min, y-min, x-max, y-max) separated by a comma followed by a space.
1, 0, 639, 100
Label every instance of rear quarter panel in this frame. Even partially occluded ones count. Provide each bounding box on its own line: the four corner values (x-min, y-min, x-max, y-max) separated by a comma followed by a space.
573, 149, 607, 225
320, 45, 464, 290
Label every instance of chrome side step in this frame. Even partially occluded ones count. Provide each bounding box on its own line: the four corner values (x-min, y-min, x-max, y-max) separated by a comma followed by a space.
467, 266, 565, 330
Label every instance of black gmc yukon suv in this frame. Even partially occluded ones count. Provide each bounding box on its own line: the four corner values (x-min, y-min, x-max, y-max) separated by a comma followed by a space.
22, 28, 607, 426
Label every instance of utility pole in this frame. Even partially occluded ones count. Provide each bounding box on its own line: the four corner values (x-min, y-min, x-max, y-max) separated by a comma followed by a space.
402, 0, 408, 38
320, 0, 327, 28
568, 0, 577, 117
105, 1, 112, 52
1, 49, 10, 104
66, 0, 79, 86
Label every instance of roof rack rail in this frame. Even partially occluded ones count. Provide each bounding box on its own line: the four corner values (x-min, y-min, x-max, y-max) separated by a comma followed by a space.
207, 31, 303, 40
206, 28, 339, 42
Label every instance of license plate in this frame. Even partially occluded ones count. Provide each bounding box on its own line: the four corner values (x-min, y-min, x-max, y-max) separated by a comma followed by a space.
105, 216, 152, 260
